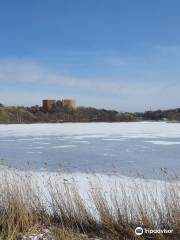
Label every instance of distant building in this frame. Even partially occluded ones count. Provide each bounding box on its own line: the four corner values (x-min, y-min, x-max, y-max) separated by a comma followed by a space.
42, 100, 56, 111
62, 99, 76, 109
42, 99, 76, 112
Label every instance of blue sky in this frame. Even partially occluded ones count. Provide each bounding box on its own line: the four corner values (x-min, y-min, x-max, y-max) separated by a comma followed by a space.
0, 0, 180, 111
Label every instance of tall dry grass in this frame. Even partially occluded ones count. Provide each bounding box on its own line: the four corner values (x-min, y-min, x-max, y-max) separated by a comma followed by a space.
0, 172, 179, 239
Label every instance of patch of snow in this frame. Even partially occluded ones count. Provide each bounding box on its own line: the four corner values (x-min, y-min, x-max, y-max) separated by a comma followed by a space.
40, 142, 51, 145
0, 139, 16, 142
22, 229, 53, 240
146, 140, 180, 145
52, 145, 77, 149
72, 140, 90, 144
103, 138, 125, 141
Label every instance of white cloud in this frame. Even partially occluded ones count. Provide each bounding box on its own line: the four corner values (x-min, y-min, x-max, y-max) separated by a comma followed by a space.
0, 58, 137, 94
0, 58, 179, 111
0, 59, 68, 84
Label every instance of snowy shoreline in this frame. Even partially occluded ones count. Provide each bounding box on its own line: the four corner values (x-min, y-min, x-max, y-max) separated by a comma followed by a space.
0, 167, 179, 211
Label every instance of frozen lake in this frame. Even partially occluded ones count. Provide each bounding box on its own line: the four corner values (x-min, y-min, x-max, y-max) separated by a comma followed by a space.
0, 122, 180, 179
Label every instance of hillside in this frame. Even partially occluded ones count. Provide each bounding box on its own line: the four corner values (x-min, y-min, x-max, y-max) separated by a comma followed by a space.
1, 105, 180, 124
0, 106, 135, 123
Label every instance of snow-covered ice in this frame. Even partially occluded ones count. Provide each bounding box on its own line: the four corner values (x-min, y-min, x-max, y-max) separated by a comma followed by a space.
0, 122, 180, 138
0, 122, 180, 178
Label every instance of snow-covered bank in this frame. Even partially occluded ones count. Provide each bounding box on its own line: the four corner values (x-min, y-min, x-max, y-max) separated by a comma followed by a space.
0, 122, 180, 138
0, 167, 179, 239
0, 167, 179, 214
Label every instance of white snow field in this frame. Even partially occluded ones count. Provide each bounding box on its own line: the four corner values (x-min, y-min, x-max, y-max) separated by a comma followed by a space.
0, 121, 180, 138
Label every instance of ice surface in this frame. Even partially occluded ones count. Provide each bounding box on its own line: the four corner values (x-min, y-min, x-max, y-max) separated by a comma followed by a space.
1, 122, 180, 177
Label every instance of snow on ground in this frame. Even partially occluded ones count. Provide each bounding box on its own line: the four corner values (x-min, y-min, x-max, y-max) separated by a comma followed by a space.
0, 167, 179, 215
0, 122, 180, 138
